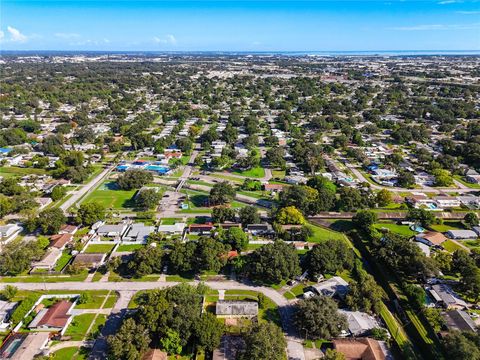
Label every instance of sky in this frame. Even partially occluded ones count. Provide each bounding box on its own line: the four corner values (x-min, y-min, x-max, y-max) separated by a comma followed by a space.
1, 0, 479, 51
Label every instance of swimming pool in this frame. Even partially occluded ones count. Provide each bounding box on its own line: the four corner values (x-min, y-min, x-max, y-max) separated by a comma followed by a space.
116, 165, 130, 171
146, 165, 169, 174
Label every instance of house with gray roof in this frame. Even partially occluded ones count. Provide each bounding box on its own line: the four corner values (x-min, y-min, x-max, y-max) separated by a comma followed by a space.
215, 300, 258, 318
122, 223, 155, 243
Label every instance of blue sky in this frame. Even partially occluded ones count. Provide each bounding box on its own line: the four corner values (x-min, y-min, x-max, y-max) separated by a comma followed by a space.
1, 0, 479, 51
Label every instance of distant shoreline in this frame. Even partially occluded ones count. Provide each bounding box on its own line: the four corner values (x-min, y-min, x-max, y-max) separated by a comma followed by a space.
1, 50, 480, 57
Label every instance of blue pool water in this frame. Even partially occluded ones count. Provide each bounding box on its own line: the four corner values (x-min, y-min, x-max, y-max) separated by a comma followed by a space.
116, 165, 129, 171
146, 165, 169, 174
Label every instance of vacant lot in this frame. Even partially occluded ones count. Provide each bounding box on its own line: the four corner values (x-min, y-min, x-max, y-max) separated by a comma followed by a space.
83, 181, 136, 209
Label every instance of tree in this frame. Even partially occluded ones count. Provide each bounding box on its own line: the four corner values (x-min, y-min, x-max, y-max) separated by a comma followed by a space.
169, 237, 230, 274
378, 233, 439, 279
424, 308, 444, 332
0, 285, 17, 301
212, 206, 236, 223
336, 187, 366, 211
406, 208, 436, 227
376, 189, 392, 207
135, 189, 162, 209
464, 212, 479, 228
243, 241, 300, 284
275, 206, 306, 225
37, 208, 66, 234
404, 284, 426, 310
160, 328, 182, 355
194, 312, 224, 352
76, 202, 105, 226
266, 146, 286, 169
51, 186, 67, 201
441, 331, 480, 360
370, 328, 390, 342
397, 171, 415, 188
238, 205, 260, 225
345, 264, 383, 314
127, 245, 164, 278
432, 169, 454, 187
117, 169, 153, 190
239, 322, 286, 360
324, 349, 346, 360
209, 181, 236, 205
279, 185, 320, 216
352, 210, 377, 232
107, 318, 150, 360
305, 239, 354, 277
293, 296, 348, 339
223, 227, 249, 251
78, 292, 92, 305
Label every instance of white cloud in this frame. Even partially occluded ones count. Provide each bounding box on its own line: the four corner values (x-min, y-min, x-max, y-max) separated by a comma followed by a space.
456, 10, 480, 14
54, 32, 80, 39
7, 26, 27, 42
438, 0, 462, 4
153, 34, 177, 45
390, 23, 480, 31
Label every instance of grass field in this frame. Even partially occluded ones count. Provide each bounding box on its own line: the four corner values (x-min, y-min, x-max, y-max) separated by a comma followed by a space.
65, 313, 96, 340
116, 244, 144, 252
83, 181, 137, 209
52, 347, 79, 359
54, 251, 73, 271
306, 223, 348, 243
232, 166, 265, 178
443, 239, 464, 253
373, 222, 416, 237
430, 221, 465, 233
271, 169, 286, 178
88, 314, 107, 340
84, 244, 115, 253
0, 166, 47, 178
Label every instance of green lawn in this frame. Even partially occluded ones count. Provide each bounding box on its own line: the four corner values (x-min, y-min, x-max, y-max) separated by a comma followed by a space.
75, 295, 106, 309
306, 223, 348, 243
54, 251, 73, 271
88, 314, 107, 340
83, 181, 137, 209
103, 293, 118, 308
1, 272, 89, 283
52, 347, 79, 359
443, 239, 464, 253
0, 166, 46, 178
65, 314, 96, 340
84, 244, 115, 253
271, 169, 286, 178
429, 221, 465, 233
161, 218, 183, 225
116, 244, 145, 252
373, 222, 415, 237
232, 166, 265, 178
454, 175, 480, 189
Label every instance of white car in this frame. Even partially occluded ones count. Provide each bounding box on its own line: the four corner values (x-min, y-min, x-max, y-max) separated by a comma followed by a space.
303, 291, 316, 299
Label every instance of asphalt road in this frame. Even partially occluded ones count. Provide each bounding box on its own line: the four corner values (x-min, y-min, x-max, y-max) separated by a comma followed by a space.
60, 165, 114, 213
2, 280, 304, 360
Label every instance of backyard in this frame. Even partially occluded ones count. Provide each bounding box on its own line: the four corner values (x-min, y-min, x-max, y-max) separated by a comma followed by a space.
82, 181, 137, 209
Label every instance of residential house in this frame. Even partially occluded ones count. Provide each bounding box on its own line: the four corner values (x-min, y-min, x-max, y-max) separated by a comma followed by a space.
215, 300, 258, 318
263, 183, 284, 192
0, 224, 22, 245
31, 248, 62, 271
465, 169, 480, 184
0, 300, 17, 329
28, 300, 74, 334
442, 310, 477, 332
59, 224, 78, 235
122, 223, 155, 243
0, 332, 50, 360
414, 231, 447, 247
433, 196, 460, 209
189, 223, 214, 235
50, 234, 73, 250
72, 253, 106, 268
332, 338, 391, 360
338, 310, 382, 337
457, 195, 480, 209
142, 349, 168, 360
245, 224, 274, 236
212, 336, 245, 360
219, 223, 242, 230
157, 223, 186, 235
97, 223, 129, 238
429, 284, 467, 309
445, 230, 477, 240
35, 197, 52, 210
308, 276, 350, 299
